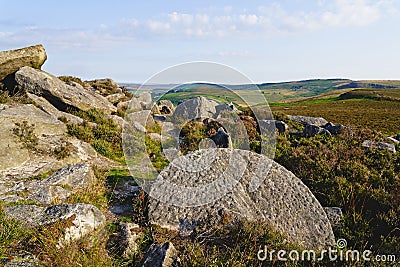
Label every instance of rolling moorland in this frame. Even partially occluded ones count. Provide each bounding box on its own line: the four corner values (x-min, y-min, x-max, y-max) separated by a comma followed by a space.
0, 45, 399, 266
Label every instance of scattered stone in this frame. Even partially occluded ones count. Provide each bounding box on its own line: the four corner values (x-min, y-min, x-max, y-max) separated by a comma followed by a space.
1, 253, 38, 267
362, 140, 396, 153
0, 44, 47, 81
304, 124, 330, 137
287, 115, 328, 127
324, 122, 345, 135
15, 66, 117, 114
211, 127, 232, 148
5, 203, 105, 245
149, 148, 336, 249
120, 222, 143, 258
142, 242, 177, 267
275, 120, 288, 134
324, 207, 343, 229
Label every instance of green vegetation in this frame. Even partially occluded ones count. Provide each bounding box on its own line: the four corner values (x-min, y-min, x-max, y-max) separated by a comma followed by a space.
66, 108, 124, 163
275, 128, 400, 256
12, 121, 39, 150
58, 75, 86, 87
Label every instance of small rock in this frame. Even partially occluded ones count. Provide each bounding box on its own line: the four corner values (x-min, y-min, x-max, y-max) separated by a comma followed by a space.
211, 127, 232, 148
288, 115, 328, 127
142, 242, 177, 267
324, 122, 345, 135
120, 222, 143, 258
324, 207, 343, 229
362, 140, 396, 153
158, 100, 175, 115
275, 121, 288, 134
172, 96, 219, 120
304, 124, 331, 137
5, 203, 105, 246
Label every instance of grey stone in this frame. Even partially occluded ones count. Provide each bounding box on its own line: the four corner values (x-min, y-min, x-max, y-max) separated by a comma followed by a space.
362, 140, 396, 153
142, 242, 177, 267
154, 115, 166, 122
1, 253, 38, 267
0, 44, 46, 81
211, 127, 232, 148
126, 110, 155, 129
15, 67, 116, 114
324, 207, 343, 229
304, 124, 331, 137
324, 122, 345, 135
135, 92, 152, 109
275, 120, 288, 134
5, 203, 105, 245
148, 148, 336, 249
157, 100, 175, 115
172, 96, 219, 121
105, 114, 124, 129
288, 115, 328, 126
27, 93, 84, 125
120, 222, 143, 258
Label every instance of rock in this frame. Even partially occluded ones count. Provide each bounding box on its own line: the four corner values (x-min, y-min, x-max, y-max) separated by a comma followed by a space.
323, 207, 343, 229
387, 136, 399, 144
215, 102, 241, 118
117, 100, 131, 111
135, 92, 152, 109
106, 93, 126, 104
15, 67, 116, 114
126, 110, 155, 129
0, 44, 46, 81
0, 104, 66, 171
27, 93, 83, 125
154, 115, 166, 122
105, 114, 124, 129
287, 115, 328, 127
324, 122, 345, 135
142, 242, 177, 267
172, 96, 219, 121
2, 164, 94, 205
211, 127, 232, 148
120, 222, 143, 258
274, 121, 288, 134
362, 140, 396, 153
5, 203, 105, 245
1, 253, 38, 267
157, 100, 175, 115
148, 148, 336, 249
304, 124, 330, 137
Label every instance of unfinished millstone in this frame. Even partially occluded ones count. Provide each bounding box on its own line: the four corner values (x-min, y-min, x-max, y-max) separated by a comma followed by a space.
148, 148, 336, 249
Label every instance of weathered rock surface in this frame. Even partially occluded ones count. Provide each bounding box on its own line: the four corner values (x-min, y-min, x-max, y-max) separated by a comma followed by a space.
148, 148, 336, 249
126, 110, 155, 129
1, 164, 94, 204
288, 115, 328, 127
106, 93, 126, 104
5, 203, 105, 245
157, 100, 175, 115
142, 242, 177, 267
324, 207, 343, 229
119, 222, 143, 258
105, 114, 124, 129
362, 140, 396, 153
324, 122, 345, 135
304, 124, 331, 137
211, 127, 232, 148
0, 44, 46, 81
172, 96, 219, 120
15, 66, 116, 114
1, 253, 38, 267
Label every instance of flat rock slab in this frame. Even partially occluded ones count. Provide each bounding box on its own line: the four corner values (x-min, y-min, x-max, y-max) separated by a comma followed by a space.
287, 115, 328, 127
0, 44, 46, 80
15, 66, 116, 114
5, 203, 105, 245
148, 148, 335, 249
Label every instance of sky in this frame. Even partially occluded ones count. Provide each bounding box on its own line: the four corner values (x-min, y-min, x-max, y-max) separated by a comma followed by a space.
1, 0, 400, 83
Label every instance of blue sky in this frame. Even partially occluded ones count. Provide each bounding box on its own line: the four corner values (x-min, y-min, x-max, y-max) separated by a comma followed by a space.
1, 0, 399, 83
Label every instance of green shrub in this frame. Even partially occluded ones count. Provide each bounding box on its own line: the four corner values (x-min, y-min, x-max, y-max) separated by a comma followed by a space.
12, 121, 39, 150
